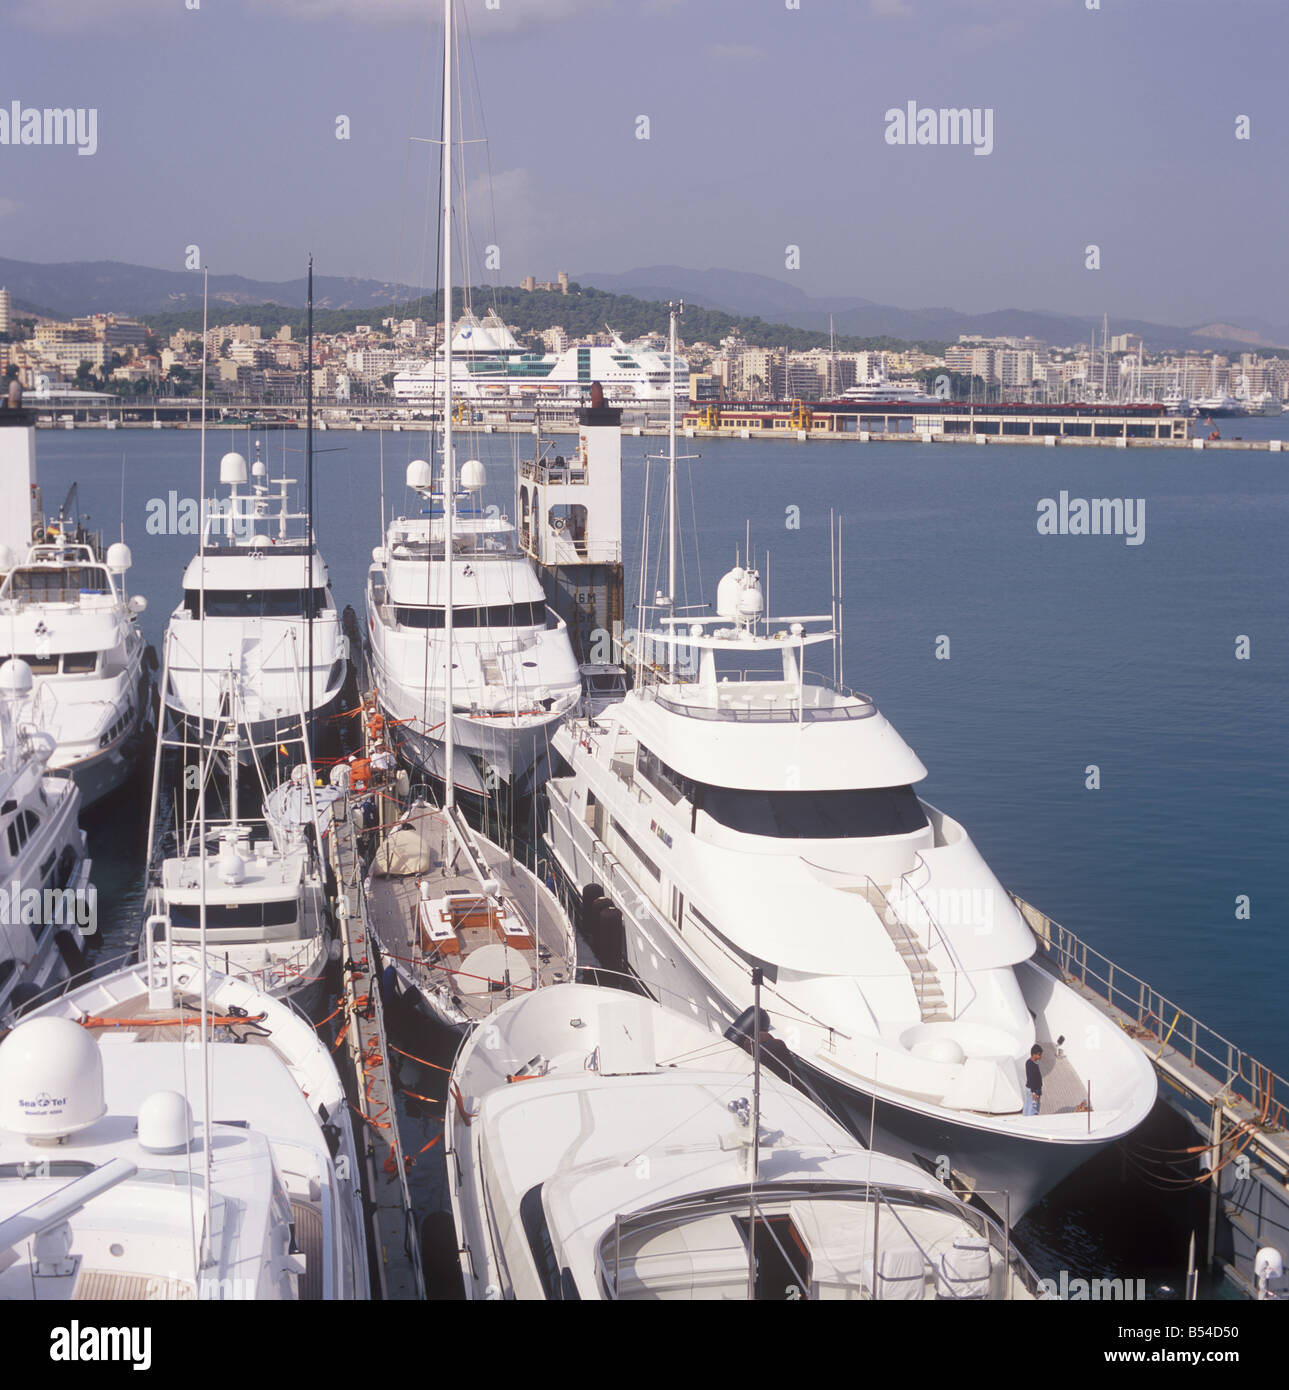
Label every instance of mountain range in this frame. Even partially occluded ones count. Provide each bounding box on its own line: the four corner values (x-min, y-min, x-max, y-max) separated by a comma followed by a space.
2, 256, 1285, 354
573, 266, 1289, 354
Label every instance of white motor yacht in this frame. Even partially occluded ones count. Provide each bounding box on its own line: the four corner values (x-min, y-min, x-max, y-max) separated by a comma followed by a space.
0, 658, 93, 1019
162, 443, 350, 766
447, 981, 1041, 1300
546, 471, 1156, 1222
0, 955, 369, 1300
367, 459, 581, 797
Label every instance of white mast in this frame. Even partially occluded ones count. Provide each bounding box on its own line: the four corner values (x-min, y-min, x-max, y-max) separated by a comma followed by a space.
442, 0, 456, 813
666, 301, 680, 676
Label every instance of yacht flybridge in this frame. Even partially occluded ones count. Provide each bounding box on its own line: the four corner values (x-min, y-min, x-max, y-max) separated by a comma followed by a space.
0, 959, 369, 1300
162, 444, 349, 764
447, 982, 1041, 1300
366, 458, 581, 797
547, 548, 1156, 1222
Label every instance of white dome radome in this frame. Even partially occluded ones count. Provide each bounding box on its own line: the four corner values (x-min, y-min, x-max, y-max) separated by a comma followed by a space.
0, 658, 34, 699
715, 566, 746, 621
0, 1017, 106, 1140
219, 451, 248, 486
106, 542, 132, 574
406, 459, 433, 491
460, 458, 486, 491
138, 1090, 193, 1155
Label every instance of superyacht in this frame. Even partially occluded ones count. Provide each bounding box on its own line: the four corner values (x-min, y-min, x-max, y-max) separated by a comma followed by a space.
447, 980, 1041, 1300
161, 443, 349, 765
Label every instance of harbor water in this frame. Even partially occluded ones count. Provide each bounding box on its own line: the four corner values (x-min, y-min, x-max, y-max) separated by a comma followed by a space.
37, 421, 1287, 1295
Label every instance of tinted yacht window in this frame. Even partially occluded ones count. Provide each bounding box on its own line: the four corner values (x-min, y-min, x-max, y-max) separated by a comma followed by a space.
698, 785, 927, 839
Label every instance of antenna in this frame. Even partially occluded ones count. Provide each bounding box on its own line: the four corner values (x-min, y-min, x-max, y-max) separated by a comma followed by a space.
666, 300, 681, 676
442, 0, 456, 815
746, 964, 763, 1301
306, 256, 315, 738
195, 264, 214, 1270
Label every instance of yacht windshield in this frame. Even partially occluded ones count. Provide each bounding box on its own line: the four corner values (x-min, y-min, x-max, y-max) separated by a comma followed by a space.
699, 785, 927, 839
184, 587, 328, 619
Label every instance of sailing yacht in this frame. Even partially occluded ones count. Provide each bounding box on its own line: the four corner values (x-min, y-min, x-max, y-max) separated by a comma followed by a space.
447, 981, 1041, 1300
363, 0, 576, 1032
162, 442, 349, 766
544, 310, 1157, 1222
0, 658, 93, 1018
0, 955, 369, 1300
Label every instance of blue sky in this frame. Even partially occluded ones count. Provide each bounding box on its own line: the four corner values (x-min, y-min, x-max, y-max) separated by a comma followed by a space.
2, 0, 1287, 328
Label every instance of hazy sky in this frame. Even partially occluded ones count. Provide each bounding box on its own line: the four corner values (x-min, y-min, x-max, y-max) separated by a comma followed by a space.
3, 0, 1287, 328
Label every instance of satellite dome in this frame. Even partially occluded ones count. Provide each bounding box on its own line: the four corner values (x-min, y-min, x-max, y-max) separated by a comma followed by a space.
106, 542, 132, 574
406, 459, 433, 491
138, 1090, 193, 1155
460, 458, 486, 491
219, 451, 248, 486
0, 658, 34, 699
218, 843, 246, 886
251, 459, 268, 480
0, 1017, 106, 1141
715, 566, 746, 621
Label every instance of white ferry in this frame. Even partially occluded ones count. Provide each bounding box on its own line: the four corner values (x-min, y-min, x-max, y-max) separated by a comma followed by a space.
392, 311, 688, 410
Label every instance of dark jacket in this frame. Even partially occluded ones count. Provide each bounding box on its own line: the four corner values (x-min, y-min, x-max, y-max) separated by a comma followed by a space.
1025, 1057, 1043, 1095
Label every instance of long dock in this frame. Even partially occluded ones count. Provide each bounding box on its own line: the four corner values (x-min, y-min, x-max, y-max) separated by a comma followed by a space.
329, 792, 426, 1300
1015, 893, 1289, 1300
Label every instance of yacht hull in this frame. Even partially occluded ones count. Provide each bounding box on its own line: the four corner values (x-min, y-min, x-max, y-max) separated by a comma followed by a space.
163, 683, 349, 768
546, 794, 1142, 1225
378, 688, 561, 798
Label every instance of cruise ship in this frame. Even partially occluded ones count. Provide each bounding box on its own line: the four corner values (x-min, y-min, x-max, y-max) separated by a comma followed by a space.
392, 311, 688, 410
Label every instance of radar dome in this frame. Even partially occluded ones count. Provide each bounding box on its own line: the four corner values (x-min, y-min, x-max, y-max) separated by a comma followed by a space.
251, 459, 268, 480
219, 451, 248, 487
106, 542, 132, 574
715, 566, 746, 621
0, 658, 34, 699
138, 1090, 193, 1154
406, 459, 433, 491
460, 458, 486, 491
0, 1017, 106, 1140
218, 843, 246, 886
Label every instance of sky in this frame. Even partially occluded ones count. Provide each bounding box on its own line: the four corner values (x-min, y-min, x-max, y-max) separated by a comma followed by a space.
2, 0, 1287, 330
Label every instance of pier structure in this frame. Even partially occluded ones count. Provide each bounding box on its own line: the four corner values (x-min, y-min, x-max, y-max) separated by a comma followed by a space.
683, 399, 1192, 443
329, 791, 426, 1300
1016, 894, 1289, 1301
517, 391, 625, 673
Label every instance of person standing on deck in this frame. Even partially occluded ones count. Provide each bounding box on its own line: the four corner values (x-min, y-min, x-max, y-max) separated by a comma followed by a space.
1023, 1045, 1044, 1116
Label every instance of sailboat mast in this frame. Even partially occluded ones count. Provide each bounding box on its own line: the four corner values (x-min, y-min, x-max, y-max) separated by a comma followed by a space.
306, 257, 315, 729
442, 0, 456, 813
666, 301, 679, 676
196, 265, 215, 1266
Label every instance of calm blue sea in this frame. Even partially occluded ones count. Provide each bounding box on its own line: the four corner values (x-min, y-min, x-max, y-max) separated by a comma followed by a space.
32, 420, 1287, 1292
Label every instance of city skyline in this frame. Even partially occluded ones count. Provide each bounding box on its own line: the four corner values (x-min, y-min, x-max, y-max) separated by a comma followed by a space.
2, 0, 1287, 331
